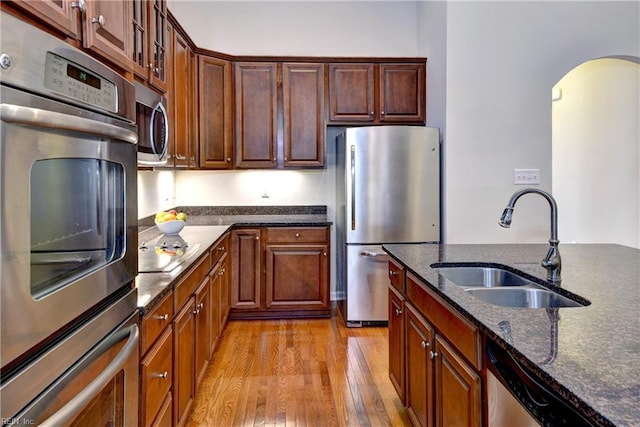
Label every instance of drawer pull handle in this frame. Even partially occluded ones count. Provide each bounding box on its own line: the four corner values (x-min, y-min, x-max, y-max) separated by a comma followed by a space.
421, 340, 429, 349
430, 350, 439, 359
153, 371, 169, 380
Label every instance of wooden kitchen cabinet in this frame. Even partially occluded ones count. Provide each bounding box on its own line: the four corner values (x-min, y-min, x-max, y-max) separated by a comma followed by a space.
234, 62, 326, 169
199, 55, 233, 169
168, 18, 197, 168
194, 277, 211, 386
132, 0, 168, 92
388, 286, 406, 404
82, 0, 132, 72
6, 0, 132, 72
7, 0, 80, 39
328, 62, 425, 125
173, 297, 196, 427
230, 226, 331, 319
234, 62, 279, 168
264, 227, 330, 315
230, 228, 262, 311
282, 63, 326, 167
140, 326, 173, 427
390, 267, 482, 427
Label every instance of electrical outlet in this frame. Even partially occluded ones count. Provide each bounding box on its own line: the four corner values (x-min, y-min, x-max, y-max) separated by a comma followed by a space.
513, 169, 540, 185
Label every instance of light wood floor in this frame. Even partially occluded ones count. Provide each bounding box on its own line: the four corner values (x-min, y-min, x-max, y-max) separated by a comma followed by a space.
186, 312, 411, 427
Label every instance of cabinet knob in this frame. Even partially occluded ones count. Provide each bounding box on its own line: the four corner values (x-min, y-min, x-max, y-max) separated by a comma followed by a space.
175, 154, 187, 160
192, 308, 200, 315
295, 233, 300, 238
272, 157, 277, 162
389, 270, 398, 277
430, 350, 439, 359
381, 111, 385, 116
216, 246, 225, 251
284, 156, 288, 161
153, 371, 168, 380
218, 270, 224, 276
395, 308, 403, 316
323, 252, 327, 257
70, 0, 86, 12
197, 302, 204, 310
91, 15, 105, 26
226, 157, 231, 162
256, 236, 260, 241
369, 111, 374, 117
155, 314, 169, 322
421, 340, 429, 349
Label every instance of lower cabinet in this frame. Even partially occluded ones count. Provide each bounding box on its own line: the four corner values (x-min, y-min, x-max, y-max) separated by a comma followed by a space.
173, 297, 196, 427
139, 232, 231, 427
230, 226, 330, 319
390, 268, 482, 427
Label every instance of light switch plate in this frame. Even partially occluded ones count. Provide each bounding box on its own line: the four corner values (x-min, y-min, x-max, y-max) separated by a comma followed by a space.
513, 169, 540, 185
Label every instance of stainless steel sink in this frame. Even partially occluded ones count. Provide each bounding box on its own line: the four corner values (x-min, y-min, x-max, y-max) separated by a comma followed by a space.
432, 265, 535, 288
431, 264, 589, 308
465, 287, 585, 308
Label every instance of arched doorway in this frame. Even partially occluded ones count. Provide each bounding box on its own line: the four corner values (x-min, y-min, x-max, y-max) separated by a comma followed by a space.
552, 56, 640, 248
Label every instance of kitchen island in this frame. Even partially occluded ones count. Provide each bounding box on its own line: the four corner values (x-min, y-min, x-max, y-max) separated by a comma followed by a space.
382, 243, 639, 426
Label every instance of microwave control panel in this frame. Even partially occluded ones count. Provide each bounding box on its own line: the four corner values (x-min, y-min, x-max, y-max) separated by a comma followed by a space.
44, 52, 116, 113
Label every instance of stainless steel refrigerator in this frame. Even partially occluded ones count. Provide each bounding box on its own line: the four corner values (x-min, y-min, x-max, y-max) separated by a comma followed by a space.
336, 126, 440, 326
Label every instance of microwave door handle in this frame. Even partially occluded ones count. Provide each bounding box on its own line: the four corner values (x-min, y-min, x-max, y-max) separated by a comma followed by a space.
0, 104, 137, 144
149, 101, 169, 158
38, 324, 139, 427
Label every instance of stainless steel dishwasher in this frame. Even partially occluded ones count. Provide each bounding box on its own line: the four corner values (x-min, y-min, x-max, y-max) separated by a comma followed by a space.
486, 341, 594, 427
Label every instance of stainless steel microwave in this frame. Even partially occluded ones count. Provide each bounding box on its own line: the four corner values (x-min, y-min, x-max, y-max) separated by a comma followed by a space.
135, 81, 169, 166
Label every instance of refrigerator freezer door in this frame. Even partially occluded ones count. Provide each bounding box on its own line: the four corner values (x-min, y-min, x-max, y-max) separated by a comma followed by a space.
344, 244, 390, 325
344, 126, 439, 244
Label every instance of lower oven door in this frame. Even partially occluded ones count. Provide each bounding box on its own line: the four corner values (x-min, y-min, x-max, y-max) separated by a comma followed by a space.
1, 290, 139, 427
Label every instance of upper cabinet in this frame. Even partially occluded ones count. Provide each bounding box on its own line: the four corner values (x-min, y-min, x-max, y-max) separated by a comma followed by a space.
282, 63, 326, 168
198, 56, 233, 169
132, 0, 168, 92
234, 62, 279, 169
6, 0, 132, 72
328, 62, 425, 125
82, 0, 132, 72
7, 0, 81, 39
233, 61, 326, 169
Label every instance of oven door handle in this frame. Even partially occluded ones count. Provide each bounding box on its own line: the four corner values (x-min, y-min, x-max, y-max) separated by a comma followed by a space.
39, 324, 139, 427
0, 103, 137, 144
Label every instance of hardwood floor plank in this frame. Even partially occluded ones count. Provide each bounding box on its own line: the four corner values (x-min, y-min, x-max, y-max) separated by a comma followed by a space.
186, 315, 410, 427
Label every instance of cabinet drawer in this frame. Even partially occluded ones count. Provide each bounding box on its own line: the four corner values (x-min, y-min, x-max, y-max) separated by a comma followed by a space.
141, 291, 174, 356
266, 227, 328, 243
175, 253, 211, 311
388, 259, 405, 292
406, 272, 481, 370
210, 233, 229, 267
141, 326, 173, 427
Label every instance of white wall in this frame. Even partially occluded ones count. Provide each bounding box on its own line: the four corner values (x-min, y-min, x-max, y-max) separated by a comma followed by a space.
552, 58, 640, 248
444, 1, 639, 244
167, 1, 419, 56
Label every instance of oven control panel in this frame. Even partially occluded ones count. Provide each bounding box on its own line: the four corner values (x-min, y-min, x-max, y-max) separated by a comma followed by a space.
44, 52, 116, 113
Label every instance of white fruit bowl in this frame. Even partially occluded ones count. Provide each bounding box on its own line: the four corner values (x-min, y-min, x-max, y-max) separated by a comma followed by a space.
155, 219, 185, 235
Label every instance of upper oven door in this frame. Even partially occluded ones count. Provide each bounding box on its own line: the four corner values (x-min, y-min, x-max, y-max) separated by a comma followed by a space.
0, 86, 138, 369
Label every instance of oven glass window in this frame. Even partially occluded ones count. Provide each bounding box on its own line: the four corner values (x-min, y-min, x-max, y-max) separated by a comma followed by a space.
30, 158, 125, 299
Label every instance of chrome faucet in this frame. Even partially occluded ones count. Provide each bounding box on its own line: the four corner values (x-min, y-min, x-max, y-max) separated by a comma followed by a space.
499, 188, 562, 284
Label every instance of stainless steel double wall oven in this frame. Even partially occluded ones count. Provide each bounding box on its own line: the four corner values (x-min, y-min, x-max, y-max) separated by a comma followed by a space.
1, 12, 139, 426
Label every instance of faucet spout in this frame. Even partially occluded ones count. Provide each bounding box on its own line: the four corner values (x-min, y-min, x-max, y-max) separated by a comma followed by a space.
499, 188, 562, 284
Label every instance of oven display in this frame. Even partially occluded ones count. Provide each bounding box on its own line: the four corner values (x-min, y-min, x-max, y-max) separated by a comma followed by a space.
44, 52, 116, 113
66, 63, 101, 90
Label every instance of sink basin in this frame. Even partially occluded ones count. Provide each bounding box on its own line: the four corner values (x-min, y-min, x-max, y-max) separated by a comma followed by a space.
432, 265, 536, 287
465, 287, 586, 308
431, 263, 589, 309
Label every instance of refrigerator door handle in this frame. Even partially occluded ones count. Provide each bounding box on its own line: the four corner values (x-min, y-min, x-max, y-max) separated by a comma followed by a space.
360, 250, 390, 262
351, 145, 356, 230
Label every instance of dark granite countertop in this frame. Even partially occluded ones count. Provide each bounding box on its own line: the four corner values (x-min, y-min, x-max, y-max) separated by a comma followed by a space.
135, 206, 332, 314
382, 243, 640, 426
